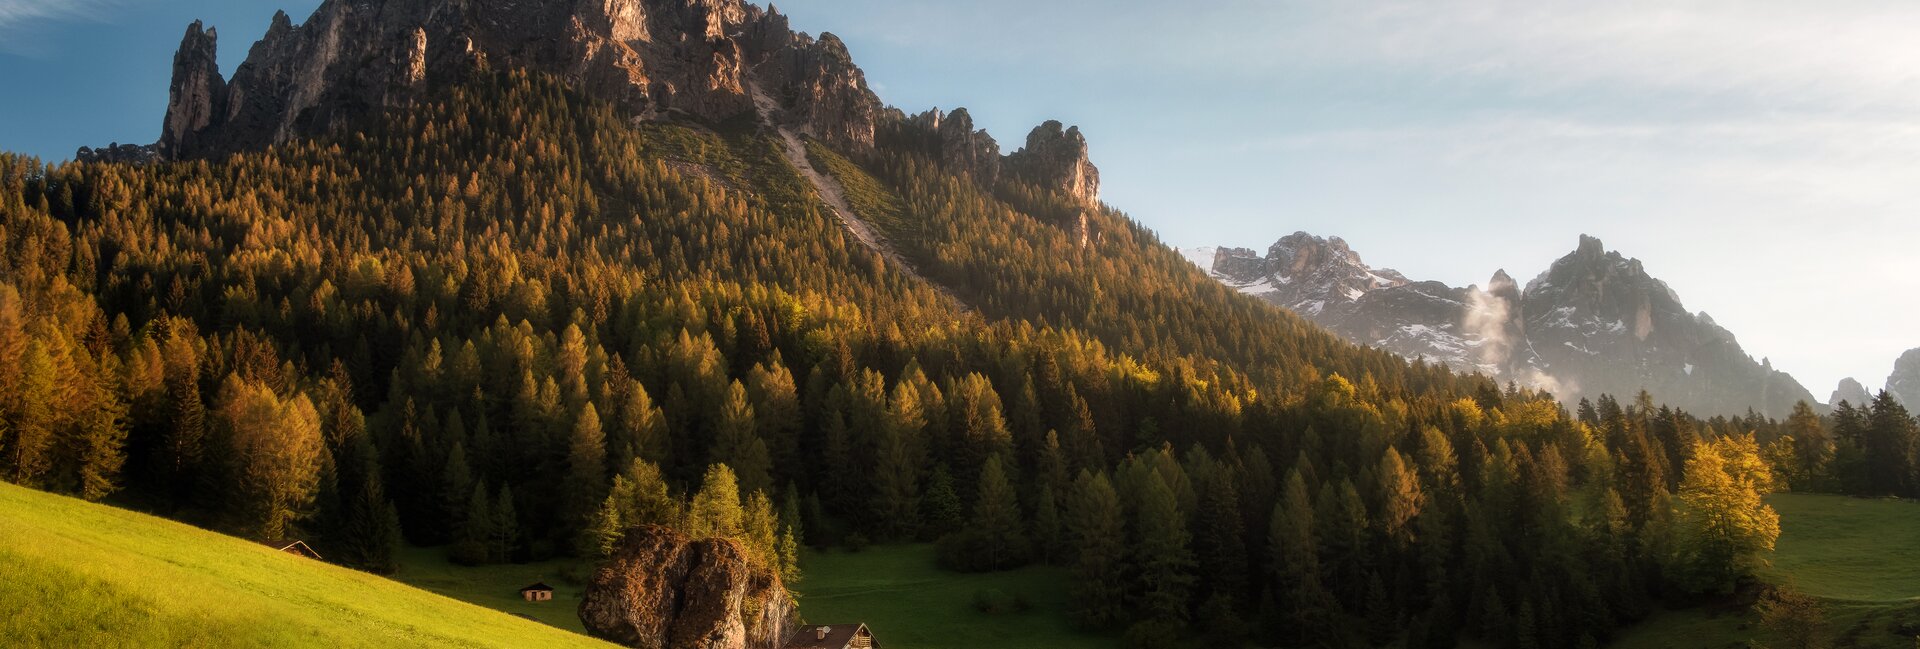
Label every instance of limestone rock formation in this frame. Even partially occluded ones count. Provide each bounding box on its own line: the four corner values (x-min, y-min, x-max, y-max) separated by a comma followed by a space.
1831, 376, 1874, 408
579, 525, 795, 649
1188, 233, 1817, 416
151, 0, 881, 160
1887, 348, 1920, 408
159, 21, 226, 159
903, 107, 1002, 182
1006, 120, 1100, 205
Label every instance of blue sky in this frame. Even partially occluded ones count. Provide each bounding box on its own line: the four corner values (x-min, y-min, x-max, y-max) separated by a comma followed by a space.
3, 0, 1917, 399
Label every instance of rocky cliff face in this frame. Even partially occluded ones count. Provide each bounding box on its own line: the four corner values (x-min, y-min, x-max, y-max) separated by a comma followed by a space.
902, 107, 1002, 182
152, 0, 883, 159
1832, 377, 1874, 408
1887, 348, 1920, 408
579, 525, 795, 649
1186, 233, 1816, 416
1005, 120, 1100, 205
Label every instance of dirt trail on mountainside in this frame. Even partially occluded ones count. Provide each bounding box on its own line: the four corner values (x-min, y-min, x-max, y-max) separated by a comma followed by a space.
747, 82, 970, 312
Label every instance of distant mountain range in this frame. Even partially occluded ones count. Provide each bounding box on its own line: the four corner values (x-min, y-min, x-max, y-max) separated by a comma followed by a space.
1183, 233, 1817, 417
1832, 348, 1920, 409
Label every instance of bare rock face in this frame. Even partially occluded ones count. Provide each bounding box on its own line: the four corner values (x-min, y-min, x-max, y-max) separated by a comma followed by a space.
1887, 349, 1920, 408
159, 21, 227, 159
759, 31, 882, 149
902, 107, 1001, 181
153, 0, 881, 160
1832, 377, 1873, 408
579, 525, 795, 649
1005, 120, 1100, 205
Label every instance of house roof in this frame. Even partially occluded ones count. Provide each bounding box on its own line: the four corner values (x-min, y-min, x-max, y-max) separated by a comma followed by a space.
276, 540, 322, 559
519, 582, 554, 593
785, 623, 871, 649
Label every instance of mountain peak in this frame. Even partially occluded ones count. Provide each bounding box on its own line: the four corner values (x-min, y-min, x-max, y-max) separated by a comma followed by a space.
1888, 348, 1920, 407
1577, 233, 1606, 259
147, 0, 882, 160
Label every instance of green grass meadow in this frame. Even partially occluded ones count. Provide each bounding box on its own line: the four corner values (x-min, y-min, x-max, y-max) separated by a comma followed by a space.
796, 544, 1117, 649
0, 482, 612, 648
391, 545, 597, 634
1612, 493, 1920, 649
13, 478, 1920, 649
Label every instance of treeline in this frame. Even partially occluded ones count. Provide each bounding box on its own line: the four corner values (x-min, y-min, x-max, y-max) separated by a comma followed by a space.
0, 70, 1788, 648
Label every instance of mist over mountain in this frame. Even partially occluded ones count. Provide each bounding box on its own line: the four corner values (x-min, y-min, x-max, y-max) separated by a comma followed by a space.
1185, 232, 1817, 417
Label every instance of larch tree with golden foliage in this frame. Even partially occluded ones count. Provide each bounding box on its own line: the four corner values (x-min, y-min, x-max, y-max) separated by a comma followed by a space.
1673, 434, 1779, 594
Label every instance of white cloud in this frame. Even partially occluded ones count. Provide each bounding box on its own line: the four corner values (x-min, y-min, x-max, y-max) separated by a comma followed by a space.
0, 0, 126, 54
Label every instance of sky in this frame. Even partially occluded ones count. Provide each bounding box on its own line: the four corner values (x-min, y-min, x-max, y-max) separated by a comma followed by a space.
2, 0, 1916, 400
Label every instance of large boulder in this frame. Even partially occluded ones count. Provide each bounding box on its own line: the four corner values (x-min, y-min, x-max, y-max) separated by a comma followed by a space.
579, 525, 796, 649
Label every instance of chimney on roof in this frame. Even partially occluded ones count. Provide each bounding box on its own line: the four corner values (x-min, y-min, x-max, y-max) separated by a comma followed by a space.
816, 627, 829, 640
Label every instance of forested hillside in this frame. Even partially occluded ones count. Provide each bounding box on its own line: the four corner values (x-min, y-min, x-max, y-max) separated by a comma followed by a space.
0, 22, 1824, 649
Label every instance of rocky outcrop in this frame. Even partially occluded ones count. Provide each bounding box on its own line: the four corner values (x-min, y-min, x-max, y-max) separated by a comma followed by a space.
903, 107, 1001, 182
1005, 120, 1099, 205
579, 525, 795, 649
1887, 349, 1920, 408
1832, 377, 1874, 408
760, 32, 882, 149
151, 0, 881, 160
1188, 233, 1816, 416
159, 21, 226, 159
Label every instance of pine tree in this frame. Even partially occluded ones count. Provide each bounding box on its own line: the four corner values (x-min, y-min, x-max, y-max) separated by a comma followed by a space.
944, 454, 1028, 570
451, 481, 493, 565
563, 402, 609, 539
492, 483, 520, 563
737, 489, 775, 560
337, 434, 402, 572
1194, 468, 1248, 603
1066, 470, 1126, 628
872, 395, 923, 540
686, 463, 744, 540
920, 464, 963, 539
615, 382, 668, 469
4, 340, 54, 487
213, 375, 324, 541
1031, 484, 1061, 564
1866, 392, 1919, 497
712, 381, 772, 497
1785, 401, 1831, 489
73, 372, 128, 501
1377, 447, 1425, 551
1134, 471, 1196, 624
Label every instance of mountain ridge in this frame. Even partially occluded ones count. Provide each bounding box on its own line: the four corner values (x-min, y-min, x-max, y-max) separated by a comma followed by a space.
1184, 232, 1817, 417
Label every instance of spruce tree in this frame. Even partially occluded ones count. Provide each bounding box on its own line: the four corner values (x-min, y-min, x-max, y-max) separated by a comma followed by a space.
1134, 471, 1195, 624
920, 464, 963, 539
686, 463, 744, 540
563, 402, 609, 540
711, 381, 772, 497
1066, 470, 1126, 628
452, 481, 493, 565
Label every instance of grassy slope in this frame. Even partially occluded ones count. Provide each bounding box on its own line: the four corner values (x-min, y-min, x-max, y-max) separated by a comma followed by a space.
1612, 493, 1920, 649
391, 545, 596, 635
796, 544, 1116, 649
0, 482, 612, 648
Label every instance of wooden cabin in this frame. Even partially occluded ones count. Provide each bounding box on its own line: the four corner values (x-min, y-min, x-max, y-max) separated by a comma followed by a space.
276, 540, 322, 560
518, 582, 555, 602
785, 623, 877, 649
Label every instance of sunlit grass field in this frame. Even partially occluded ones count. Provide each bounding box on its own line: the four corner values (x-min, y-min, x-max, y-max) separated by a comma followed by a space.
0, 482, 613, 648
797, 544, 1116, 649
1611, 493, 1920, 648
